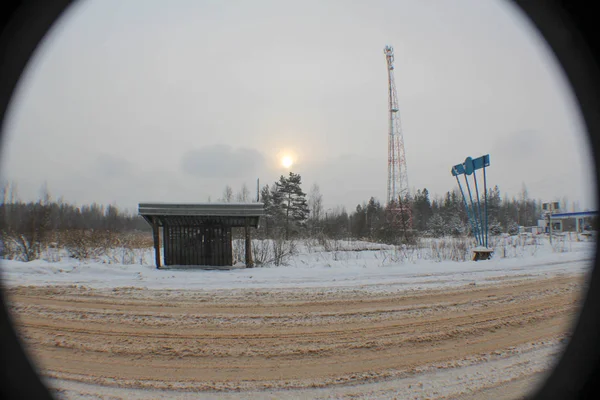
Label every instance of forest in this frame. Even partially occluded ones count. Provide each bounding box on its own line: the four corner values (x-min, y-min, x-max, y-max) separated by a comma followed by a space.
0, 176, 579, 262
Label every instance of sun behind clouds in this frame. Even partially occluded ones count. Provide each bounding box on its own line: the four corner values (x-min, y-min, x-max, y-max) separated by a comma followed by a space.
281, 155, 293, 169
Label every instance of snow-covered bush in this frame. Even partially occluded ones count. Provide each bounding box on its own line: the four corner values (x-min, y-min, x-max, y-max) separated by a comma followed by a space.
0, 233, 23, 260
63, 230, 114, 260
489, 220, 503, 236
272, 237, 297, 266
235, 238, 297, 266
507, 222, 520, 236
1, 232, 44, 262
428, 237, 471, 262
252, 239, 272, 265
303, 237, 319, 253
232, 239, 245, 264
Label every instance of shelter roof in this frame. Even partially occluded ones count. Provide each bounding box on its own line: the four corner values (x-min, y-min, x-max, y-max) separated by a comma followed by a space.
138, 203, 264, 227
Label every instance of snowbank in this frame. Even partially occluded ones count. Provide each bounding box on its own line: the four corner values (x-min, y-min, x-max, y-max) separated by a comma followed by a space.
0, 240, 594, 292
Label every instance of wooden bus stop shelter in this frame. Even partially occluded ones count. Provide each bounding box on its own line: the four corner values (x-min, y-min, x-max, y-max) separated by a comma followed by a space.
138, 203, 264, 269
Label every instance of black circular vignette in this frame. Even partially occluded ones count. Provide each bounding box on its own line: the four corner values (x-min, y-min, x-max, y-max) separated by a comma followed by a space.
0, 1, 599, 399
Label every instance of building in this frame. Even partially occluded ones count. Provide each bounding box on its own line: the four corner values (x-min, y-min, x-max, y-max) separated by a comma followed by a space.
548, 211, 597, 233
138, 203, 264, 269
539, 201, 597, 233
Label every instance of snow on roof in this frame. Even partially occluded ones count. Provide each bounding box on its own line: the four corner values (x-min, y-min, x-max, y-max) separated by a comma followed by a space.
138, 203, 265, 217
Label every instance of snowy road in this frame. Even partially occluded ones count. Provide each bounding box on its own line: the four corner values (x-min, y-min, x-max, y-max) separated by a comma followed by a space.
6, 271, 588, 399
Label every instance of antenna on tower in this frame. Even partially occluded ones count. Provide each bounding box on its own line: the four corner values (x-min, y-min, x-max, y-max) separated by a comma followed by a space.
384, 45, 412, 235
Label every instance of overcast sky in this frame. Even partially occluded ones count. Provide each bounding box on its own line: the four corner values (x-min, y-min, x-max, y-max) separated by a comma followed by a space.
0, 0, 596, 214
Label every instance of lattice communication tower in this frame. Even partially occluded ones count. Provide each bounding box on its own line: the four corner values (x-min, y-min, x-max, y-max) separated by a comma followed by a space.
384, 45, 412, 229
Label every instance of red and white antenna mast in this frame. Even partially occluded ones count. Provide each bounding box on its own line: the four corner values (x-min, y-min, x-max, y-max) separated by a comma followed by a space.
384, 45, 412, 230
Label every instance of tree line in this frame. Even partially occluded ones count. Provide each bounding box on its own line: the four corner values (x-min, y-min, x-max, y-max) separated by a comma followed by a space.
251, 174, 552, 244
0, 182, 149, 261
318, 185, 546, 243
1, 183, 147, 233
0, 175, 577, 260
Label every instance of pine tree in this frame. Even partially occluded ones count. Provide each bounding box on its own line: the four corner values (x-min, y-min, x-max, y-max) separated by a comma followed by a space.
352, 204, 368, 238
366, 197, 377, 238
396, 192, 413, 242
487, 185, 501, 223
427, 213, 446, 238
447, 215, 465, 237
259, 184, 274, 237
273, 172, 310, 239
412, 188, 433, 232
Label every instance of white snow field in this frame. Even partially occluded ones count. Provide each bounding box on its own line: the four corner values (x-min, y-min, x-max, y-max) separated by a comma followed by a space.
0, 235, 595, 292
1, 234, 596, 399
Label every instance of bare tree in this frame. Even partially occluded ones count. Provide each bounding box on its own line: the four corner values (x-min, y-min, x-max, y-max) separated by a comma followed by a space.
520, 183, 529, 226
40, 181, 51, 205
307, 183, 323, 236
235, 183, 250, 203
308, 183, 324, 221
10, 202, 52, 261
241, 183, 250, 203
223, 185, 233, 203
2, 180, 18, 205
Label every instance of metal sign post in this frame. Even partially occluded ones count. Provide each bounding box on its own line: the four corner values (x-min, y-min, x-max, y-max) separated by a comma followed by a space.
542, 201, 559, 245
451, 154, 492, 261
549, 209, 553, 245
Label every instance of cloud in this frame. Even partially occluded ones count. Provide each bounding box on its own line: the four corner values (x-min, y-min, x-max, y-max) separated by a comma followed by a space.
492, 129, 541, 158
181, 145, 265, 178
93, 154, 133, 178
302, 153, 386, 208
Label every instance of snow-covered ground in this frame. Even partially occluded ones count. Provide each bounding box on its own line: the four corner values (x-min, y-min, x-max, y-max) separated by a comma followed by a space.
4, 235, 593, 399
0, 236, 595, 292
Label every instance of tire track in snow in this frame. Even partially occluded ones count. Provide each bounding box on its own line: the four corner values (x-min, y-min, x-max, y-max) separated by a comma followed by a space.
6, 273, 586, 395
